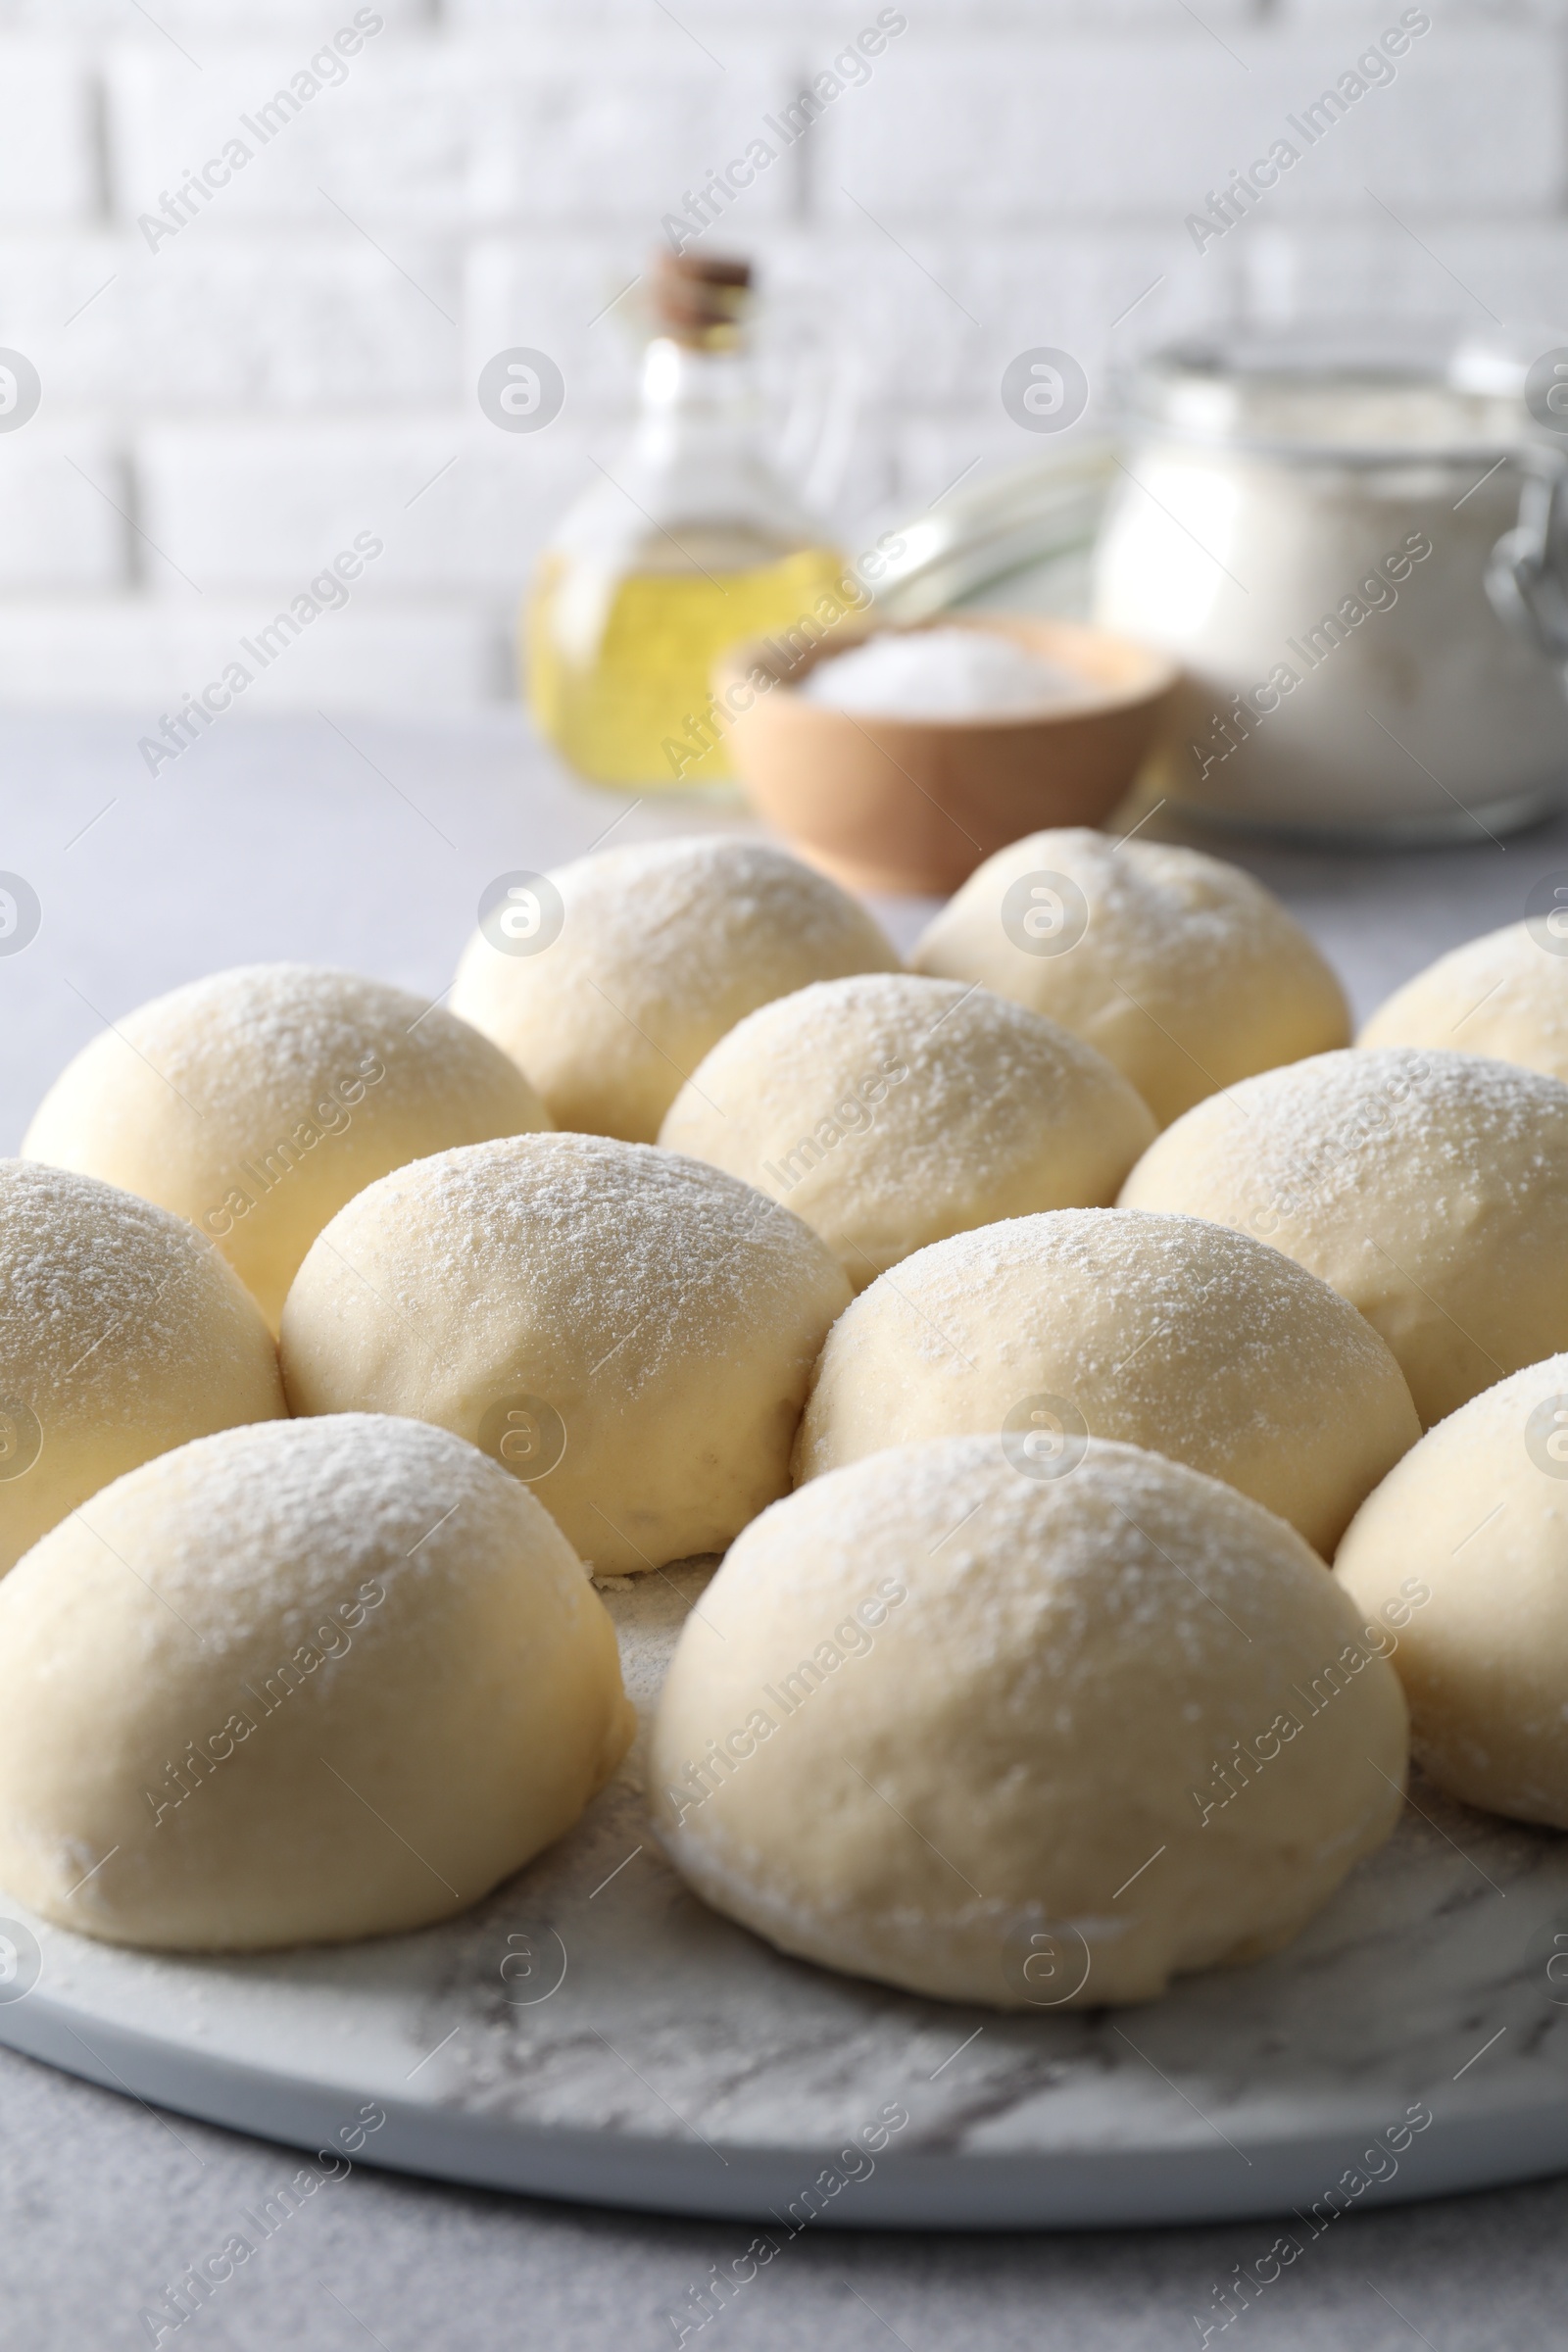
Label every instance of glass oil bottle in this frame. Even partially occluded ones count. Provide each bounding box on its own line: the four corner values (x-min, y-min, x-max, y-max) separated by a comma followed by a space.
525, 251, 848, 790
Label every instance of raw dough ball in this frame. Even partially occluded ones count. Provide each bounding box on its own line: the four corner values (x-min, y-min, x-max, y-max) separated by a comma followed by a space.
1360, 920, 1568, 1083
652, 1437, 1407, 2009
0, 1414, 633, 1950
912, 827, 1348, 1126
0, 1160, 285, 1576
450, 837, 901, 1143
658, 975, 1156, 1293
23, 963, 550, 1332
1337, 1354, 1568, 1829
1119, 1048, 1568, 1428
280, 1133, 851, 1573
796, 1208, 1419, 1555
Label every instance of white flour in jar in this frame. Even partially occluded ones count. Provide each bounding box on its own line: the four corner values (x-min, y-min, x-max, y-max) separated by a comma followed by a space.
1093, 379, 1568, 839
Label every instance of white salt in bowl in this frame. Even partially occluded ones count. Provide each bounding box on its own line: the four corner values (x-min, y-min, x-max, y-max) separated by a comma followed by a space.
714, 614, 1177, 897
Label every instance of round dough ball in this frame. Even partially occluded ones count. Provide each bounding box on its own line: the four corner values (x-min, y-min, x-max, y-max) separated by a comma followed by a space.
450, 837, 901, 1143
23, 963, 550, 1332
1360, 921, 1568, 1083
1336, 1354, 1568, 1829
0, 1414, 633, 1950
658, 975, 1156, 1294
0, 1160, 285, 1576
912, 827, 1348, 1127
280, 1132, 851, 1573
1119, 1048, 1568, 1428
653, 1437, 1407, 2009
796, 1208, 1420, 1555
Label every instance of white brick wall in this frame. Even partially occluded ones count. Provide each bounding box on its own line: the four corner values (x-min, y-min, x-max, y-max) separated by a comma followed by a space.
135, 418, 590, 590
0, 0, 1560, 710
0, 45, 99, 222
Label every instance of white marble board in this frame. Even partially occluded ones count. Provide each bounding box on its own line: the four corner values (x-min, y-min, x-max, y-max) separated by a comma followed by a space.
1, 1565, 1566, 2230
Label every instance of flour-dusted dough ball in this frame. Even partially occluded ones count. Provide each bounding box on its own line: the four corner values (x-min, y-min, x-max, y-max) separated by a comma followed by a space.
912, 827, 1348, 1127
1120, 1048, 1568, 1428
450, 837, 901, 1144
653, 1438, 1407, 2008
0, 1415, 632, 1950
23, 963, 550, 1332
0, 1160, 285, 1576
1336, 1354, 1568, 1829
658, 976, 1155, 1295
1360, 921, 1568, 1084
797, 1208, 1419, 1555
280, 1133, 851, 1573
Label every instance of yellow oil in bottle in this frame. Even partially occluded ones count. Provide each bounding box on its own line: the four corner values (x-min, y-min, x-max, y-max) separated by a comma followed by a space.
525, 541, 850, 789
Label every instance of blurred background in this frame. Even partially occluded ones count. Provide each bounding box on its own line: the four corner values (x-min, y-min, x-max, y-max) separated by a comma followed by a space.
0, 0, 1556, 716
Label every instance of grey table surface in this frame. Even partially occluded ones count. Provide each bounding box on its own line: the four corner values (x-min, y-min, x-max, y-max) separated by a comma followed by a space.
2, 710, 1567, 2350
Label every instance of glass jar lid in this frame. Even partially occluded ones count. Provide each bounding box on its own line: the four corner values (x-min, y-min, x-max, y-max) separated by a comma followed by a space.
1125, 323, 1534, 462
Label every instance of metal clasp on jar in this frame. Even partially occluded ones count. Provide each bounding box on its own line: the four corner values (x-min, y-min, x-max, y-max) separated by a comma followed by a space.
1489, 458, 1568, 659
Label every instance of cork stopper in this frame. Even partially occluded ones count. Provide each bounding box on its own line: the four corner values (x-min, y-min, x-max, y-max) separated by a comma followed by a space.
651, 250, 754, 347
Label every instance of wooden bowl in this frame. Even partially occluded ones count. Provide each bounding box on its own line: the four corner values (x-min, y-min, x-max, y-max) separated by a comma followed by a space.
714, 613, 1178, 897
